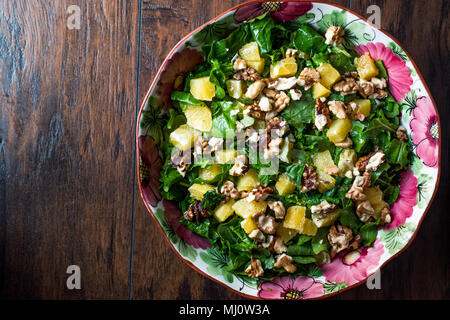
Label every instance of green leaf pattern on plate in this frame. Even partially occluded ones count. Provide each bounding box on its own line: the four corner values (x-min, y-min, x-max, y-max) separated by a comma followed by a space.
380, 223, 416, 255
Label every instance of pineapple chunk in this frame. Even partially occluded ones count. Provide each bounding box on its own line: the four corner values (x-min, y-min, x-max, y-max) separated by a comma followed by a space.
236, 168, 260, 192
240, 216, 258, 234
338, 149, 357, 177
169, 124, 199, 151
247, 59, 265, 74
275, 173, 296, 196
232, 199, 267, 219
198, 164, 222, 182
190, 76, 216, 101
226, 79, 245, 99
352, 99, 371, 118
276, 225, 298, 243
317, 170, 336, 193
317, 62, 341, 88
239, 42, 261, 61
270, 57, 298, 78
312, 82, 331, 99
312, 209, 340, 227
283, 206, 306, 231
326, 119, 352, 143
355, 53, 379, 80
279, 138, 293, 163
188, 183, 215, 201
184, 105, 212, 132
302, 218, 318, 236
215, 150, 237, 164
214, 199, 235, 222
312, 150, 335, 171
366, 187, 389, 218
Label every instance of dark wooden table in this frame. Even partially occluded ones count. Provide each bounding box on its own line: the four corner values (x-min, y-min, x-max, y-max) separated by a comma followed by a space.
0, 0, 448, 300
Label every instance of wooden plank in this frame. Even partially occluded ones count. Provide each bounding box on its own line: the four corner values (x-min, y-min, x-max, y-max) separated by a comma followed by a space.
331, 0, 449, 299
0, 0, 140, 299
132, 0, 350, 300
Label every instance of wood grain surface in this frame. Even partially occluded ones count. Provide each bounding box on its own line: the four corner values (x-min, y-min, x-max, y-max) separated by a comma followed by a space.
0, 0, 448, 300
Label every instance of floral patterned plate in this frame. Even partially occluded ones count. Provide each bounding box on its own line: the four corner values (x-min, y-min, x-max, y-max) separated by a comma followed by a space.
136, 1, 441, 299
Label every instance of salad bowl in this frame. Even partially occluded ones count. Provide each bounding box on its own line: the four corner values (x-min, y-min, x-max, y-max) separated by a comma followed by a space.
136, 1, 440, 299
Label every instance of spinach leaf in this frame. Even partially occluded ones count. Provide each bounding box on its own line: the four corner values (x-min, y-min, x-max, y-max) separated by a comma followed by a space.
339, 206, 363, 233
249, 14, 279, 54
210, 101, 237, 138
281, 93, 315, 128
292, 24, 327, 55
171, 91, 203, 106
375, 60, 389, 80
384, 139, 410, 168
360, 220, 380, 247
287, 243, 314, 256
285, 163, 305, 189
292, 256, 317, 264
311, 228, 330, 254
383, 185, 400, 204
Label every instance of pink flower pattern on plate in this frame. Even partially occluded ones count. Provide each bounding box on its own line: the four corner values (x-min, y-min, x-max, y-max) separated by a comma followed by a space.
322, 239, 384, 286
258, 276, 323, 300
234, 1, 312, 23
386, 170, 418, 230
410, 96, 439, 168
355, 42, 413, 102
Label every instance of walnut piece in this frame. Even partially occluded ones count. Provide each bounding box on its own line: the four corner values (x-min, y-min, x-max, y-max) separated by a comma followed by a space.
334, 137, 353, 148
246, 257, 264, 278
268, 200, 285, 219
311, 200, 338, 215
314, 97, 331, 131
289, 88, 302, 101
263, 137, 283, 159
258, 94, 273, 112
244, 101, 265, 120
301, 164, 320, 193
249, 229, 266, 243
233, 58, 247, 71
252, 212, 277, 234
297, 68, 321, 89
242, 185, 273, 202
268, 76, 298, 91
396, 125, 408, 142
328, 100, 348, 119
328, 224, 353, 258
207, 137, 223, 152
325, 25, 345, 46
229, 155, 249, 176
273, 91, 290, 112
244, 79, 266, 99
333, 73, 360, 95
285, 48, 298, 58
380, 207, 392, 225
168, 150, 190, 177
356, 150, 385, 172
345, 173, 370, 201
266, 117, 289, 137
273, 237, 287, 254
274, 254, 297, 273
356, 200, 375, 222
184, 200, 210, 222
234, 67, 261, 81
220, 181, 240, 201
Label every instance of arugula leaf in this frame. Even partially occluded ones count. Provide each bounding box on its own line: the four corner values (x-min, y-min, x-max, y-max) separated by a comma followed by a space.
384, 139, 410, 168
383, 185, 400, 204
292, 256, 317, 264
201, 190, 225, 212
